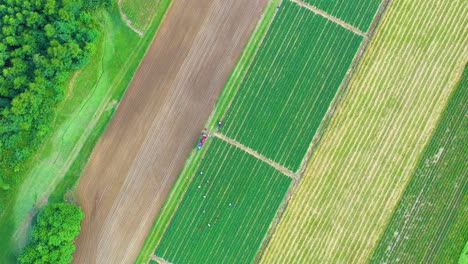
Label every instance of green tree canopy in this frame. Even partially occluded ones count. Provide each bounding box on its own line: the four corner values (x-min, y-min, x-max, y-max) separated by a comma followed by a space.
0, 0, 100, 187
82, 0, 111, 10
18, 203, 84, 264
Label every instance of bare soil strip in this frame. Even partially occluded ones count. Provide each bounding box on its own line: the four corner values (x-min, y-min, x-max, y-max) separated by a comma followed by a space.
72, 0, 267, 263
290, 0, 367, 37
150, 255, 173, 264
214, 132, 297, 180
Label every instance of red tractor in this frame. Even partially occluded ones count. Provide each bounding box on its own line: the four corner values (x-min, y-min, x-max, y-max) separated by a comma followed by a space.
197, 133, 208, 150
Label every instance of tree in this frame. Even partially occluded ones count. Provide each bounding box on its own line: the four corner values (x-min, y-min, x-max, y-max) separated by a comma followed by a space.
18, 203, 84, 264
82, 0, 111, 11
0, 0, 101, 188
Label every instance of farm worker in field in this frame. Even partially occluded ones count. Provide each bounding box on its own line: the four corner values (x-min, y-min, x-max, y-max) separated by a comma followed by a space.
203, 195, 206, 199
199, 225, 203, 230
217, 120, 223, 129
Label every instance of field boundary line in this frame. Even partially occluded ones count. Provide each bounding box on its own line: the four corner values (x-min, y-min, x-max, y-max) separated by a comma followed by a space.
296, 0, 390, 177
253, 178, 298, 263
214, 132, 298, 180
290, 0, 367, 37
150, 254, 173, 264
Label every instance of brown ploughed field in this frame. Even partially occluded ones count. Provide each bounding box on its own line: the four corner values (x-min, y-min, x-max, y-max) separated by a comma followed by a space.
72, 0, 267, 263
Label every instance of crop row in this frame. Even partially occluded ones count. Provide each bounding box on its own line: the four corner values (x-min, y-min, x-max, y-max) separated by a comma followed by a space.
221, 0, 363, 172
155, 138, 291, 263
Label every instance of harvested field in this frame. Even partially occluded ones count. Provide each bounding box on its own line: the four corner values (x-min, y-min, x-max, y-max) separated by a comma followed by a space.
260, 0, 467, 262
155, 138, 291, 263
73, 0, 268, 263
371, 66, 468, 264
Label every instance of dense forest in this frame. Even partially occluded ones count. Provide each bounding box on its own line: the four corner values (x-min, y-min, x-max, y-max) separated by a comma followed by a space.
18, 203, 84, 264
0, 0, 108, 263
0, 0, 108, 192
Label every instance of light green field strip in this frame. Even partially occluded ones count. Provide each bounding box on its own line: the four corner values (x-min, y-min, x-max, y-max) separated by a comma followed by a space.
261, 0, 467, 263
460, 242, 468, 264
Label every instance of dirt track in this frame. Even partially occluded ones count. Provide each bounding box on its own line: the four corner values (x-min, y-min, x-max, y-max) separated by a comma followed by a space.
214, 132, 298, 180
73, 0, 267, 263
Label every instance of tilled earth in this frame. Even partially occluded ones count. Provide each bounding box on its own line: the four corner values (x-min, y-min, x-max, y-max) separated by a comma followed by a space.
72, 0, 267, 263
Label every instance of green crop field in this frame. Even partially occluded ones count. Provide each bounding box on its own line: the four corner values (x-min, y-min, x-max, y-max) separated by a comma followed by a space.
121, 0, 161, 32
371, 66, 468, 264
155, 138, 291, 264
302, 0, 382, 31
221, 0, 363, 171
261, 0, 467, 262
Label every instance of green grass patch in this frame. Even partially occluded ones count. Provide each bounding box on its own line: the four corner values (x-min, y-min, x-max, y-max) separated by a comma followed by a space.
459, 241, 468, 264
155, 138, 291, 263
134, 1, 280, 262
0, 1, 172, 263
302, 0, 382, 31
371, 66, 468, 263
121, 0, 161, 32
221, 0, 362, 171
